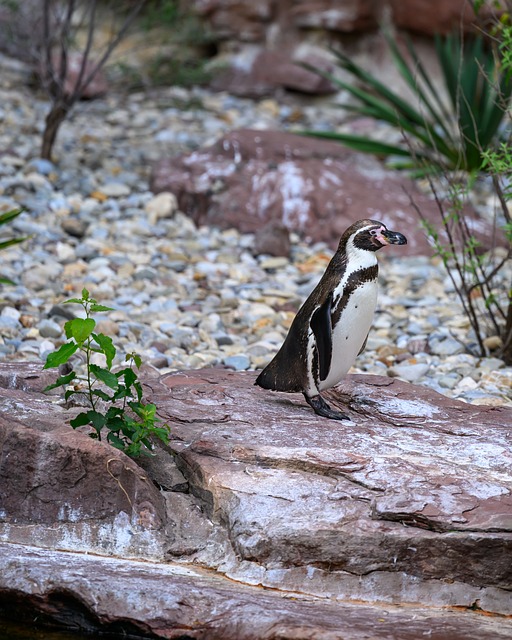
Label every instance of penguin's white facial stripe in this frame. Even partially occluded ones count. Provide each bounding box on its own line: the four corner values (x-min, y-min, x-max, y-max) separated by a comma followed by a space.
345, 232, 380, 266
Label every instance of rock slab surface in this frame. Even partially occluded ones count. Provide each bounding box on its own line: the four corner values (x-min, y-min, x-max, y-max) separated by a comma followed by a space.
0, 363, 511, 638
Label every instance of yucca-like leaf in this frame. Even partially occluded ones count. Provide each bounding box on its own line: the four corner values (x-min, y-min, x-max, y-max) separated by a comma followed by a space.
302, 130, 414, 157
305, 31, 512, 173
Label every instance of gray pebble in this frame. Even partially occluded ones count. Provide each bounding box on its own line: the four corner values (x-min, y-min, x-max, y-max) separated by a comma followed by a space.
38, 318, 62, 338
224, 354, 251, 371
388, 363, 430, 383
429, 336, 465, 356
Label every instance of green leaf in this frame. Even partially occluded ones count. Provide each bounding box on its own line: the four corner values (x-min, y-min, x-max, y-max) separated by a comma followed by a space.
82, 288, 90, 300
0, 237, 26, 251
107, 432, 127, 450
115, 366, 137, 389
90, 303, 115, 313
43, 370, 76, 392
126, 352, 142, 369
0, 208, 24, 225
112, 385, 131, 401
43, 342, 79, 369
70, 410, 106, 432
64, 317, 95, 343
92, 389, 112, 401
92, 333, 116, 369
89, 364, 119, 390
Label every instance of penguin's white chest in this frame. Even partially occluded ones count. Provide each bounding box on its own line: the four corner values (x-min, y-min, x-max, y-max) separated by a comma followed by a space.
319, 279, 378, 391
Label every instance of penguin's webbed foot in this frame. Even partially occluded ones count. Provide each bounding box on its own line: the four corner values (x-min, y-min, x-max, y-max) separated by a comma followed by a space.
304, 393, 350, 421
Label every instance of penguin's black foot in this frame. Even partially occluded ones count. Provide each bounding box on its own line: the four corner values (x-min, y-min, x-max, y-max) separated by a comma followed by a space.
304, 393, 350, 421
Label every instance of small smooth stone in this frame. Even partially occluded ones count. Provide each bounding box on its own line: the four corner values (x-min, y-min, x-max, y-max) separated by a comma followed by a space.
429, 336, 465, 356
61, 217, 88, 238
1, 306, 21, 321
95, 320, 119, 336
100, 182, 131, 197
224, 354, 251, 370
438, 375, 461, 390
483, 335, 503, 351
145, 192, 178, 223
388, 362, 430, 383
214, 333, 234, 346
37, 319, 62, 339
150, 355, 169, 369
133, 266, 158, 281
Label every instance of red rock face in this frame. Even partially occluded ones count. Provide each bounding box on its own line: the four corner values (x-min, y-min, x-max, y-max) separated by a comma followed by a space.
389, 0, 494, 35
1, 362, 512, 635
0, 363, 167, 557
194, 0, 495, 39
151, 128, 492, 256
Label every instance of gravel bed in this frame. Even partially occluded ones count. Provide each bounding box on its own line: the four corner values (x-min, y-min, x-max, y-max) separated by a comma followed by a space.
0, 55, 510, 408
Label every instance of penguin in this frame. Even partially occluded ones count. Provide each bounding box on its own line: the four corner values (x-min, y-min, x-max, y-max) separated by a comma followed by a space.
255, 219, 407, 420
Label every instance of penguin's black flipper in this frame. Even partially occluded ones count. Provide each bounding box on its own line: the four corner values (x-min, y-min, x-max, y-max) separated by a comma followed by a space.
310, 292, 333, 382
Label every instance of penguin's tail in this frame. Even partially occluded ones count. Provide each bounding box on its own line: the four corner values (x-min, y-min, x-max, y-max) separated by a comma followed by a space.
254, 362, 302, 393
255, 367, 273, 389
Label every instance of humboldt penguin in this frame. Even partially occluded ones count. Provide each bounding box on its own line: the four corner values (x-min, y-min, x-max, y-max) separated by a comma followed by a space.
255, 219, 407, 420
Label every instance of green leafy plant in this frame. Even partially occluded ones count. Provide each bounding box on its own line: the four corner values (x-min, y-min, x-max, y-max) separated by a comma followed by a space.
304, 31, 512, 173
0, 208, 27, 284
412, 174, 512, 363
410, 7, 512, 364
44, 288, 170, 456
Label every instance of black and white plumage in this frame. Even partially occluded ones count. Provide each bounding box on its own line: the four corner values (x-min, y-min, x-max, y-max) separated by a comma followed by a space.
255, 219, 407, 420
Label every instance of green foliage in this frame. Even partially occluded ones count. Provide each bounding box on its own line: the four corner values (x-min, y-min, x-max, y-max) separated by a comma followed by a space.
112, 0, 215, 90
305, 32, 512, 173
140, 0, 180, 30
0, 208, 27, 284
44, 288, 170, 456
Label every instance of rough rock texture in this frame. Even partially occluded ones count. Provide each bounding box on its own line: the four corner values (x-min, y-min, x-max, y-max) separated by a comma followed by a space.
148, 368, 512, 615
0, 363, 168, 558
1, 362, 512, 637
191, 1, 500, 96
151, 128, 488, 255
194, 0, 495, 40
2, 543, 512, 640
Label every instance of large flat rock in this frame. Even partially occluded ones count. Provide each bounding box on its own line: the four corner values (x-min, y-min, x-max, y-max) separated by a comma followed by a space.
148, 368, 512, 615
0, 362, 511, 637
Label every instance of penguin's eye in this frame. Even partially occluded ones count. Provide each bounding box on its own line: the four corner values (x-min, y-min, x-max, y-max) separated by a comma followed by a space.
370, 228, 380, 236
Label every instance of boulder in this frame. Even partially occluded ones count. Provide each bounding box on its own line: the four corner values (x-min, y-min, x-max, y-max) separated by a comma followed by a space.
0, 363, 168, 558
151, 128, 485, 256
210, 48, 337, 97
1, 362, 512, 637
150, 368, 512, 615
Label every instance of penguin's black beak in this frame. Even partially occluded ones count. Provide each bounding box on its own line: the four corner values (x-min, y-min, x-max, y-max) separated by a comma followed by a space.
380, 229, 407, 245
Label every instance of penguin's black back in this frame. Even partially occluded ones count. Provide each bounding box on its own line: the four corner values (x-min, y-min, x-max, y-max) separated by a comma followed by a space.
255, 251, 346, 393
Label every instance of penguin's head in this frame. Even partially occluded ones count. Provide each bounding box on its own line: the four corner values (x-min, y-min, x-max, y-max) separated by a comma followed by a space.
347, 219, 407, 252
